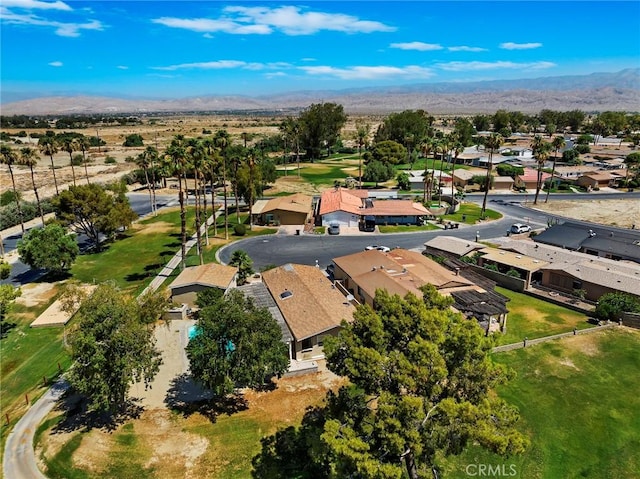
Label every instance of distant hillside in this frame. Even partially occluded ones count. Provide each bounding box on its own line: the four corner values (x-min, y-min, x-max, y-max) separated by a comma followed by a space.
2, 69, 639, 115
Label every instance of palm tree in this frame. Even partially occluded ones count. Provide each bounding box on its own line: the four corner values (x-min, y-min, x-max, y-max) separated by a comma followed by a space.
38, 136, 59, 195
165, 135, 189, 270
228, 146, 244, 224
201, 137, 217, 242
78, 136, 92, 184
214, 130, 231, 240
451, 140, 464, 200
187, 138, 206, 265
480, 133, 503, 218
531, 135, 552, 205
355, 119, 370, 188
546, 136, 566, 203
59, 135, 79, 186
19, 147, 45, 226
135, 151, 154, 216
142, 146, 159, 215
0, 145, 24, 233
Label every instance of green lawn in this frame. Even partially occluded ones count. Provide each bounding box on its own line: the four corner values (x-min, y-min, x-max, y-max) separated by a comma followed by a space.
378, 223, 440, 233
0, 287, 71, 458
496, 287, 593, 345
440, 328, 640, 478
442, 203, 502, 224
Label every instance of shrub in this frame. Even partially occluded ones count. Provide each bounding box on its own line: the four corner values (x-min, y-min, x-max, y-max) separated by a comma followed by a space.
575, 144, 591, 154
483, 263, 499, 272
105, 156, 117, 164
506, 268, 522, 278
233, 224, 247, 236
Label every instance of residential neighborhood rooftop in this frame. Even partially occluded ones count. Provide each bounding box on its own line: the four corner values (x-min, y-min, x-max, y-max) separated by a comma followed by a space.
169, 263, 238, 290
261, 263, 355, 341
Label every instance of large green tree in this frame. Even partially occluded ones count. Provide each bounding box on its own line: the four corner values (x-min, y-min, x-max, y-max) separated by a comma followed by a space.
52, 182, 137, 250
253, 288, 526, 478
66, 283, 165, 413
363, 160, 395, 186
374, 110, 434, 148
299, 103, 347, 160
17, 223, 79, 275
186, 289, 289, 397
365, 140, 407, 166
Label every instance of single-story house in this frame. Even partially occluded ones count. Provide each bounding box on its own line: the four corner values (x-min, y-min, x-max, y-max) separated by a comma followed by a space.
552, 165, 599, 181
169, 263, 238, 308
319, 187, 429, 227
493, 175, 515, 190
252, 193, 313, 225
452, 168, 485, 189
407, 170, 452, 190
514, 168, 551, 190
236, 282, 294, 359
262, 263, 355, 361
332, 248, 508, 332
576, 172, 616, 189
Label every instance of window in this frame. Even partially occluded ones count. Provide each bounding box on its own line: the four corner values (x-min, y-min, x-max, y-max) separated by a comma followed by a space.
317, 335, 326, 347
301, 338, 313, 351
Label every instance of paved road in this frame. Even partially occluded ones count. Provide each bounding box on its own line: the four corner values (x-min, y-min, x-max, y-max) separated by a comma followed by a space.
217, 193, 596, 269
3, 381, 68, 479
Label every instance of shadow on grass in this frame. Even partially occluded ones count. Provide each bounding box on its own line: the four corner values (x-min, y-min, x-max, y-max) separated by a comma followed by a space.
124, 264, 164, 283
52, 390, 144, 434
0, 320, 17, 339
165, 373, 248, 423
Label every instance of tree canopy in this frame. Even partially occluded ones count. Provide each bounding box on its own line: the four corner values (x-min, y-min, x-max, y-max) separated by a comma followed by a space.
186, 289, 289, 397
66, 283, 166, 413
17, 223, 79, 275
253, 288, 527, 478
374, 110, 434, 148
299, 103, 347, 160
365, 140, 407, 166
363, 160, 395, 186
595, 292, 640, 321
52, 182, 137, 250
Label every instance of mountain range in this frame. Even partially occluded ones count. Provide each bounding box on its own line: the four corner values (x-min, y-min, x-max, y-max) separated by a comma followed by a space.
2, 69, 639, 115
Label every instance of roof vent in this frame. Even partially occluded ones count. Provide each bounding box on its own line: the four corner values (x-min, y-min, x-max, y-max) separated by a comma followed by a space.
280, 289, 293, 300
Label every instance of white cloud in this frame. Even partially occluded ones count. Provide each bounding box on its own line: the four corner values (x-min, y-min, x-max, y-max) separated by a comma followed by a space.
48, 60, 63, 67
500, 42, 542, 50
152, 5, 395, 36
448, 45, 487, 52
390, 42, 443, 51
117, 65, 128, 70
299, 65, 434, 80
2, 0, 71, 11
151, 60, 291, 71
1, 8, 103, 36
436, 60, 555, 71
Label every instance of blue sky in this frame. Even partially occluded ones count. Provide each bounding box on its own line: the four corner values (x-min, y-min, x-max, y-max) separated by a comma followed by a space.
2, 1, 639, 100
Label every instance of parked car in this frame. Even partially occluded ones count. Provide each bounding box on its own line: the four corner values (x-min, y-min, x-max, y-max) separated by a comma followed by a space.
328, 223, 341, 235
510, 223, 532, 234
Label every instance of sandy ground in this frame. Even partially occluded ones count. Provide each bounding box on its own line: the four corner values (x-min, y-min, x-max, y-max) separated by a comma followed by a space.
529, 198, 640, 229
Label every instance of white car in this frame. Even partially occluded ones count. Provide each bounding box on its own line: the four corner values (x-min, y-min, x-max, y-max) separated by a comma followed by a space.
510, 223, 532, 234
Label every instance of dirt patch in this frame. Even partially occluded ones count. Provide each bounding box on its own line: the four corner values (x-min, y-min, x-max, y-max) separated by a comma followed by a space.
562, 333, 600, 357
140, 410, 209, 476
531, 199, 640, 229
558, 358, 580, 370
131, 221, 174, 235
15, 282, 58, 308
266, 176, 320, 196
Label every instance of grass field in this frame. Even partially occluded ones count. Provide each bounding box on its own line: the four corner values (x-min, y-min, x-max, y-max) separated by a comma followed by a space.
442, 202, 502, 224
496, 287, 594, 345
378, 223, 440, 233
440, 328, 640, 478
0, 285, 71, 459
37, 329, 640, 479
